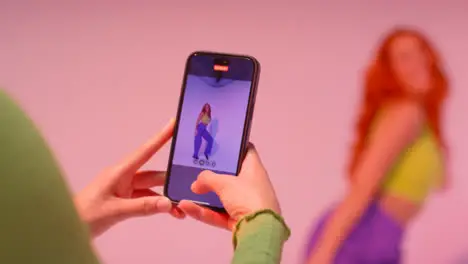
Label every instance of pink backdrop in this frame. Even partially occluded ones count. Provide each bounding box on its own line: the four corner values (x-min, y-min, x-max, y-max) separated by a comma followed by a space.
1, 1, 467, 263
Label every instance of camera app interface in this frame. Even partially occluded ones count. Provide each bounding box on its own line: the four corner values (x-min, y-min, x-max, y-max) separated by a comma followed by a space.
167, 54, 255, 208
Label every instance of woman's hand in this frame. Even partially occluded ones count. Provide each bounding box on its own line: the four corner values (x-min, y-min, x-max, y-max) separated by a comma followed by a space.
178, 143, 280, 230
74, 119, 184, 237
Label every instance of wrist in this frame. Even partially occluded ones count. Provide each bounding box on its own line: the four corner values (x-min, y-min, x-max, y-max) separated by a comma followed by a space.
233, 209, 290, 248
237, 202, 282, 222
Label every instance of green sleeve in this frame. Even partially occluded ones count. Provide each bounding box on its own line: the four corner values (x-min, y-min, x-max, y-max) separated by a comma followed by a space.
231, 210, 291, 264
0, 91, 101, 264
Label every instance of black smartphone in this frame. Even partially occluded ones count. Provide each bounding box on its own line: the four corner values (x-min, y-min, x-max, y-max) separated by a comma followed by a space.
163, 51, 260, 212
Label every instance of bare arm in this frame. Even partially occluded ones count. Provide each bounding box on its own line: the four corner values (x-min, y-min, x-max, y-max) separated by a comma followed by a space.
195, 112, 203, 132
308, 101, 425, 262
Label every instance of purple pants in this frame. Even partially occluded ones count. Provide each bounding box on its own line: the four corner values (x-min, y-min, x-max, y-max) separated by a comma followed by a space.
193, 123, 213, 158
305, 202, 404, 264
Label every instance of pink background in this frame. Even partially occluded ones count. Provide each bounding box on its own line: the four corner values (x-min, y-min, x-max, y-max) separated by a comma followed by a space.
1, 1, 467, 263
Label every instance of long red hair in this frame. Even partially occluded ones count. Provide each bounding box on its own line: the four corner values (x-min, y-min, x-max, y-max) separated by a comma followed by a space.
201, 103, 212, 118
348, 27, 449, 180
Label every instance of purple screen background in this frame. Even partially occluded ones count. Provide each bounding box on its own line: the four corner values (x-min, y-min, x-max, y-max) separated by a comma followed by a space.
167, 74, 252, 207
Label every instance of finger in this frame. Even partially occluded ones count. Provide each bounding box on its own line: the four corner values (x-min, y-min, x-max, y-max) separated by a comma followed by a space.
170, 206, 186, 219
178, 200, 232, 230
118, 119, 175, 174
114, 195, 173, 219
131, 189, 184, 218
242, 143, 261, 167
132, 170, 166, 189
239, 143, 263, 176
191, 170, 232, 196
131, 188, 160, 198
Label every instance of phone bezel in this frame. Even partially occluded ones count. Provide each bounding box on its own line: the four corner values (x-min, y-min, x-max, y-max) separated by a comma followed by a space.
163, 51, 261, 213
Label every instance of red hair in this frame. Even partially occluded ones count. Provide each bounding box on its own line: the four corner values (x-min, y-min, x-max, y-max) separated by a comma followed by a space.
348, 27, 449, 180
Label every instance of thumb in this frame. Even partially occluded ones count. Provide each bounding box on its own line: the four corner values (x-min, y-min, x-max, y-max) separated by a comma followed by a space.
115, 196, 172, 219
191, 170, 232, 196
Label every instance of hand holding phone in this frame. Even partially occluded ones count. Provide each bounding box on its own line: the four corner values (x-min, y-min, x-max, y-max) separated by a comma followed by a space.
178, 144, 280, 230
164, 51, 261, 212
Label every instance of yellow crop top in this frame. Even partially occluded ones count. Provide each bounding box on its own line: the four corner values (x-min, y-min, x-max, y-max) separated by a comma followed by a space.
201, 114, 211, 124
381, 126, 444, 203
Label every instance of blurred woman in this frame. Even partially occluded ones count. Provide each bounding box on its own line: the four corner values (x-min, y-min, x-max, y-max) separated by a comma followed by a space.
306, 27, 450, 264
194, 103, 214, 160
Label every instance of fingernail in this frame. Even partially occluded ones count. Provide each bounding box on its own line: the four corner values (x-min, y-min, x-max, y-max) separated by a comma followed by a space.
156, 197, 172, 212
190, 182, 197, 192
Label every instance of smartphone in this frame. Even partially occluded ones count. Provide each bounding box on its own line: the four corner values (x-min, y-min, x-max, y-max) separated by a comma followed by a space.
164, 51, 260, 212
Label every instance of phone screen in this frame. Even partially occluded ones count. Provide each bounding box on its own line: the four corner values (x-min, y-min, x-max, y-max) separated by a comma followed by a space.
165, 52, 258, 209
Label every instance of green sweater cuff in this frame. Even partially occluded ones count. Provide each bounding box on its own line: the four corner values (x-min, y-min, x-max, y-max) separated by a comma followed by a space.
231, 210, 290, 264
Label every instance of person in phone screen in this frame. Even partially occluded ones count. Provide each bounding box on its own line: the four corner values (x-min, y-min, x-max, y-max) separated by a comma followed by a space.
193, 103, 214, 160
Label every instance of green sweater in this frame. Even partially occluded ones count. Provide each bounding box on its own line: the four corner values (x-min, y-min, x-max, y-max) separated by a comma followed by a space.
0, 90, 290, 264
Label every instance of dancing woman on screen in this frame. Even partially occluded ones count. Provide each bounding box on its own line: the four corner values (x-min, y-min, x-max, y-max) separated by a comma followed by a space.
306, 27, 450, 264
193, 103, 214, 160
